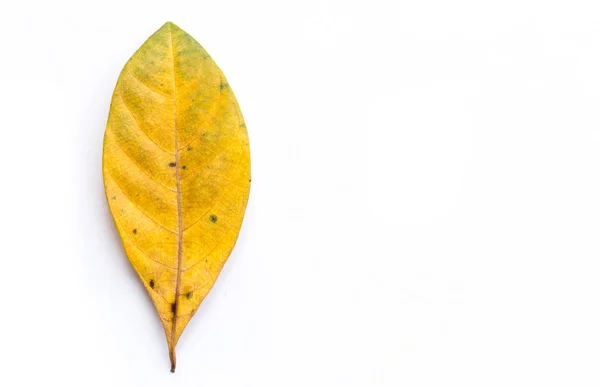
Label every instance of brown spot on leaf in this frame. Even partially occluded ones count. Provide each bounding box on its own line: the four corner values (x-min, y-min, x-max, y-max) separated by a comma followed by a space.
219, 80, 229, 91
209, 214, 218, 223
133, 228, 137, 234
185, 291, 193, 299
149, 279, 155, 288
171, 302, 178, 315
168, 162, 176, 167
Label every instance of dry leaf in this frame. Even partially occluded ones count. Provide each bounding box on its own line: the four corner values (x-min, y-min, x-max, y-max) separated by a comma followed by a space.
102, 21, 251, 372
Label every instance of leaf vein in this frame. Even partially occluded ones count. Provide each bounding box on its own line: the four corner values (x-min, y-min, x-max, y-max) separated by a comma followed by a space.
108, 129, 177, 193
106, 170, 177, 234
119, 94, 175, 155
127, 67, 173, 98
182, 227, 235, 272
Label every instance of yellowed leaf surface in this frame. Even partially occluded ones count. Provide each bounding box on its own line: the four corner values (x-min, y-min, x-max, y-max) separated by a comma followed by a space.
102, 21, 250, 372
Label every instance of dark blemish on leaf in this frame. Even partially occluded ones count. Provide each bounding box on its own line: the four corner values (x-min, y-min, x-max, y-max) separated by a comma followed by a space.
209, 214, 218, 223
187, 146, 192, 151
219, 80, 229, 92
111, 196, 117, 200
185, 291, 193, 299
149, 279, 155, 288
249, 179, 252, 183
240, 123, 247, 129
168, 162, 177, 167
171, 301, 178, 315
182, 165, 187, 170
133, 229, 137, 234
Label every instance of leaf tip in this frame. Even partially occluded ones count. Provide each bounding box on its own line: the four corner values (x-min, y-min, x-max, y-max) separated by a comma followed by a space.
162, 21, 179, 31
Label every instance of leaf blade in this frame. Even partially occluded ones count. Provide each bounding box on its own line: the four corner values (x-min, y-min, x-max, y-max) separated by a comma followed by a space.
103, 21, 251, 372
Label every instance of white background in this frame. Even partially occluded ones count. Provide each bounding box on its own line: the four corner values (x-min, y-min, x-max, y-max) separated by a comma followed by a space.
1, 0, 600, 385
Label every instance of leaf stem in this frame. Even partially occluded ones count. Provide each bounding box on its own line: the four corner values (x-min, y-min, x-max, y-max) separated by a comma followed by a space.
170, 348, 177, 373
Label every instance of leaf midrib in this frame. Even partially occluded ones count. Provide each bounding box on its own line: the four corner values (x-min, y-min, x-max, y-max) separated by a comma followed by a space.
168, 22, 184, 373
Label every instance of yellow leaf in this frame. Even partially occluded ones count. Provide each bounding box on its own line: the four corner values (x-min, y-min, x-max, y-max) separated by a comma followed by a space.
102, 21, 251, 372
